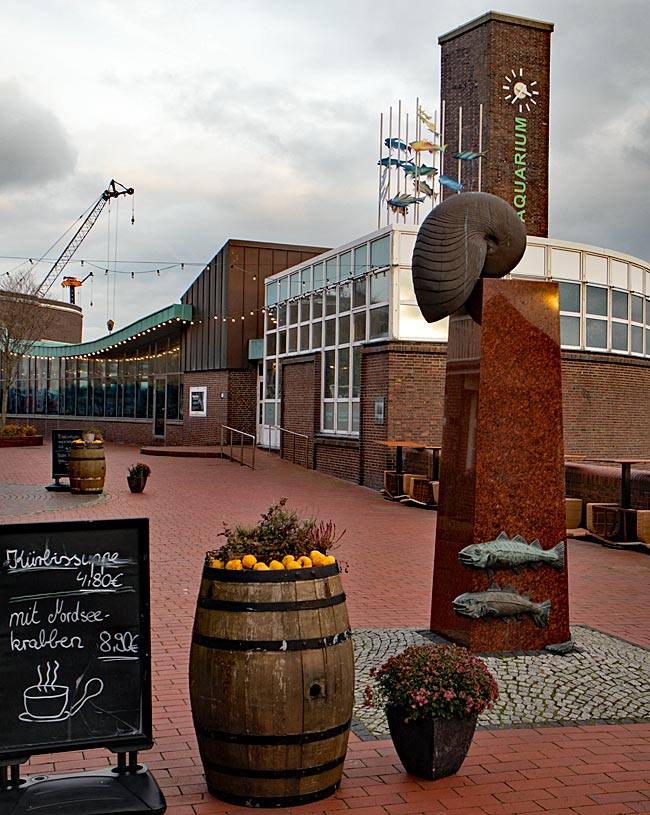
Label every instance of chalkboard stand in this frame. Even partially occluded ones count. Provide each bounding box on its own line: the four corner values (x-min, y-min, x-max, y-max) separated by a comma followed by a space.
45, 476, 71, 492
45, 429, 83, 491
0, 754, 166, 815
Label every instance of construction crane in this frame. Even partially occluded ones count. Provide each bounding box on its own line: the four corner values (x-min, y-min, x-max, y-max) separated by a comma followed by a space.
61, 271, 93, 304
35, 179, 134, 297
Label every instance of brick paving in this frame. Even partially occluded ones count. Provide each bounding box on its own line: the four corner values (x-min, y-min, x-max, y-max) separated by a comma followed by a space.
1, 442, 650, 814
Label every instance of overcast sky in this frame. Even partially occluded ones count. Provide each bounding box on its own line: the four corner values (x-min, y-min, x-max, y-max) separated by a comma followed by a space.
1, 0, 649, 340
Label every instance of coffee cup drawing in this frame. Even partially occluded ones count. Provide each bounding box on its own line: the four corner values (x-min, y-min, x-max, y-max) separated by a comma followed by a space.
20, 662, 104, 723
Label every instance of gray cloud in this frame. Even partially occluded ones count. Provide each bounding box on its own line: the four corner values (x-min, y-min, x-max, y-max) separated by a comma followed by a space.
0, 82, 77, 189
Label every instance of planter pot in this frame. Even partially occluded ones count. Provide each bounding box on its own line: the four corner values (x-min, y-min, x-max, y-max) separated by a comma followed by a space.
127, 475, 147, 493
189, 562, 354, 808
0, 435, 44, 448
386, 707, 478, 780
68, 446, 106, 494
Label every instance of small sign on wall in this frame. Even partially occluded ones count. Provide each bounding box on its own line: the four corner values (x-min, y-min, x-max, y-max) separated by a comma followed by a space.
189, 386, 207, 417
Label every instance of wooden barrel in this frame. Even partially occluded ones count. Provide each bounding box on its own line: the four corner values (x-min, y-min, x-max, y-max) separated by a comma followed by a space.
189, 562, 355, 808
68, 446, 106, 494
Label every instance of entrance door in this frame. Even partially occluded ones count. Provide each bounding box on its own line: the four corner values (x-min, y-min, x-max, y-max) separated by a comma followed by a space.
154, 376, 166, 438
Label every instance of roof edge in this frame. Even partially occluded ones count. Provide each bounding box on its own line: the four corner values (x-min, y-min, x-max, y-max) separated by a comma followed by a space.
439, 11, 554, 44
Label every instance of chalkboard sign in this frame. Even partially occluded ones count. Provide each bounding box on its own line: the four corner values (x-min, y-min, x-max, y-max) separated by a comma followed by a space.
51, 429, 83, 480
0, 519, 152, 761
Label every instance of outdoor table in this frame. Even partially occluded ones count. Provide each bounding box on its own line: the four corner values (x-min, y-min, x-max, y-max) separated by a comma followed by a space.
377, 441, 441, 500
611, 459, 650, 509
376, 440, 429, 475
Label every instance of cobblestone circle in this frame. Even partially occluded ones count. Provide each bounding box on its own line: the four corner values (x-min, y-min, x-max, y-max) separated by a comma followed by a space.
352, 625, 650, 739
0, 484, 110, 517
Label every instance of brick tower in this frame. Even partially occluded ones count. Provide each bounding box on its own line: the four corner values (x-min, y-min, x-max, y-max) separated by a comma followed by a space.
439, 12, 553, 237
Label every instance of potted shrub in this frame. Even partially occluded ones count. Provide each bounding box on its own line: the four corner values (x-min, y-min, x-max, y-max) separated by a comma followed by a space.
127, 462, 151, 493
189, 499, 353, 808
364, 643, 499, 780
0, 424, 43, 447
83, 427, 103, 443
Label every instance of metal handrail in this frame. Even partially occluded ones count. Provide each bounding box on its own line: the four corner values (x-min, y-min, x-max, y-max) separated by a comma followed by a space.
220, 425, 256, 470
270, 425, 310, 465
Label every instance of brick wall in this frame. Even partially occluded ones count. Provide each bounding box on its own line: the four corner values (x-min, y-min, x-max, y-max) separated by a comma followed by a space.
360, 341, 447, 490
280, 356, 317, 468
178, 370, 229, 446
314, 438, 360, 483
439, 13, 552, 237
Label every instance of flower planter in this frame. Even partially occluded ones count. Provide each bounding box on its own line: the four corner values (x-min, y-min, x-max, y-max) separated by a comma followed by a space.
127, 475, 147, 493
0, 435, 43, 448
386, 707, 478, 780
189, 562, 354, 808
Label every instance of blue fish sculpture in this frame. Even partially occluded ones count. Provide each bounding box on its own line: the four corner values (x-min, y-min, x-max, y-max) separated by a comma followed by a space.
459, 532, 565, 576
452, 583, 551, 628
453, 150, 487, 160
378, 157, 403, 167
384, 137, 410, 153
438, 175, 463, 191
403, 164, 438, 178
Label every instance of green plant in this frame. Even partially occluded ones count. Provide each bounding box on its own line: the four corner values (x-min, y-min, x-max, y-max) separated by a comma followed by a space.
87, 428, 103, 440
364, 644, 499, 722
206, 498, 345, 566
128, 462, 151, 478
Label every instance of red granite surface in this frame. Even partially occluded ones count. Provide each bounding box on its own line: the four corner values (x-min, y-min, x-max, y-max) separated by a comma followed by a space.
431, 279, 570, 651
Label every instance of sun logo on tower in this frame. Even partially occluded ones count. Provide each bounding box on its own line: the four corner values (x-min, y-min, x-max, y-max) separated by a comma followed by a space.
503, 68, 540, 113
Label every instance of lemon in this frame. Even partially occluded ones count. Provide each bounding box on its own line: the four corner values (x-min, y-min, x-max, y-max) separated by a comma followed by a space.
269, 560, 285, 570
226, 559, 243, 570
242, 554, 257, 569
253, 562, 269, 570
282, 555, 295, 567
297, 556, 312, 568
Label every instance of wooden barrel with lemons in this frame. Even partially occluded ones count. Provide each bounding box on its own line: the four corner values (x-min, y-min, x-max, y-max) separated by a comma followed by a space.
68, 445, 106, 494
189, 561, 354, 808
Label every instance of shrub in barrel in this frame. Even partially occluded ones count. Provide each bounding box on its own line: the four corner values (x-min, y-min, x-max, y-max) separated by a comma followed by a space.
189, 499, 354, 808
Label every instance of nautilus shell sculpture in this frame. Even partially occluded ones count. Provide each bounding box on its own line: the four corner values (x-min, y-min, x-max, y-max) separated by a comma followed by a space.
411, 192, 527, 324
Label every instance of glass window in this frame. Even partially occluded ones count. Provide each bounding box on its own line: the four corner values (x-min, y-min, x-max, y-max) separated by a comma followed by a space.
632, 325, 643, 354
560, 316, 580, 347
278, 330, 286, 355
92, 379, 104, 416
136, 378, 148, 418
266, 332, 277, 355
612, 290, 628, 320
632, 295, 644, 324
611, 322, 628, 351
586, 286, 607, 316
279, 277, 288, 302
312, 321, 322, 349
267, 281, 278, 306
370, 235, 390, 269
353, 277, 366, 308
336, 402, 349, 432
369, 306, 390, 339
123, 377, 136, 417
326, 257, 337, 284
338, 348, 350, 398
166, 375, 180, 420
288, 327, 297, 353
266, 306, 277, 331
312, 292, 323, 319
264, 403, 275, 425
339, 282, 351, 313
559, 282, 580, 313
299, 324, 309, 350
352, 347, 361, 398
313, 263, 324, 289
325, 318, 336, 346
265, 360, 277, 399
289, 301, 299, 325
299, 297, 310, 323
370, 271, 390, 304
338, 314, 350, 344
301, 268, 311, 293
290, 272, 300, 297
324, 349, 335, 397
352, 402, 360, 433
322, 402, 334, 431
354, 311, 366, 342
325, 289, 337, 316
585, 318, 607, 348
340, 251, 352, 279
353, 244, 368, 276
277, 303, 287, 327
